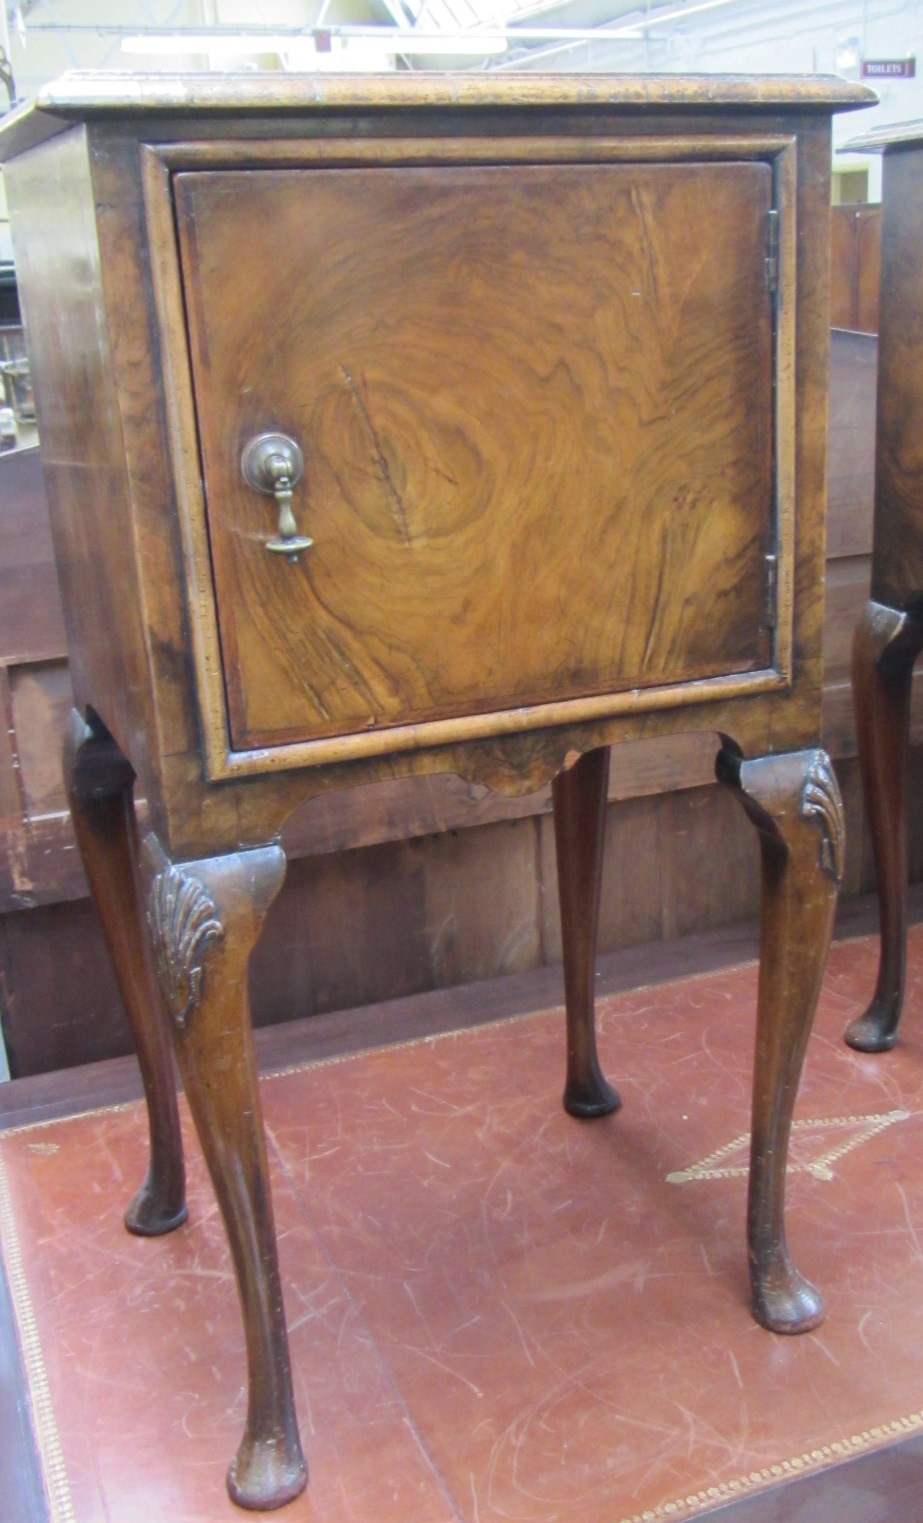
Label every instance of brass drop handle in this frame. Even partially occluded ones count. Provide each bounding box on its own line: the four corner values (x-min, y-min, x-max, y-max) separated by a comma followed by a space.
240, 432, 313, 564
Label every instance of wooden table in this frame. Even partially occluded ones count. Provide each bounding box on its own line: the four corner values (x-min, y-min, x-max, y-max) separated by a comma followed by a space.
0, 73, 872, 1510
840, 123, 923, 1055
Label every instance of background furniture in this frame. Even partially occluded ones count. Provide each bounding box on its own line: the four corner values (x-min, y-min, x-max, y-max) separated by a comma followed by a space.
829, 201, 881, 334
845, 124, 923, 1054
0, 72, 869, 1508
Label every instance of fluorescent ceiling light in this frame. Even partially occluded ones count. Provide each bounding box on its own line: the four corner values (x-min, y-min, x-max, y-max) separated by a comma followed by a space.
634, 0, 748, 29
119, 0, 751, 63
120, 30, 509, 57
835, 36, 861, 70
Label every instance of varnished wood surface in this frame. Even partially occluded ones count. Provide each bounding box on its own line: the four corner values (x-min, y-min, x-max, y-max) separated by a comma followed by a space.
2, 99, 840, 860
0, 321, 888, 922
870, 148, 923, 610
827, 329, 877, 558
0, 315, 902, 1075
846, 128, 923, 1053
149, 131, 799, 781
158, 115, 816, 837
718, 748, 843, 1333
0, 770, 798, 1076
0, 448, 66, 663
856, 209, 882, 333
178, 159, 774, 751
844, 118, 923, 152
552, 749, 620, 1118
140, 835, 306, 1508
0, 73, 875, 154
63, 712, 187, 1234
2, 128, 161, 809
846, 604, 923, 1052
0, 83, 868, 1505
0, 318, 903, 1074
829, 203, 881, 334
0, 883, 915, 1125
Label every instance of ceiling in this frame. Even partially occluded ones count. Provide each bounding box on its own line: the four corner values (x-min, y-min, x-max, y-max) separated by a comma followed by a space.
2, 0, 916, 96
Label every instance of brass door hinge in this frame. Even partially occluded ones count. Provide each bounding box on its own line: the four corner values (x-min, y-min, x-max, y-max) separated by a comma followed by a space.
765, 208, 780, 295
765, 550, 778, 630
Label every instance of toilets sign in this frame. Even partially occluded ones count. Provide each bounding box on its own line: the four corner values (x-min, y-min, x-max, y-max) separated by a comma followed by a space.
861, 57, 916, 78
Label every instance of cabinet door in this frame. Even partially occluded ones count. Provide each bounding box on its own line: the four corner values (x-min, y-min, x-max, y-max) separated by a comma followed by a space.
174, 160, 774, 754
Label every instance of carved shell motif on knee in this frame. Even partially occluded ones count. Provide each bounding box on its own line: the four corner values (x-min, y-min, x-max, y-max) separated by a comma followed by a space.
147, 865, 224, 1030
801, 753, 846, 887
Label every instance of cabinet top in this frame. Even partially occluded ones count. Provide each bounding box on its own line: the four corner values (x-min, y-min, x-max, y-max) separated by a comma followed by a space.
0, 70, 875, 159
842, 118, 923, 154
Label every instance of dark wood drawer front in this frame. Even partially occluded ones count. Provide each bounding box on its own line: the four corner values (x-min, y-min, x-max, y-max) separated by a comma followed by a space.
175, 160, 775, 752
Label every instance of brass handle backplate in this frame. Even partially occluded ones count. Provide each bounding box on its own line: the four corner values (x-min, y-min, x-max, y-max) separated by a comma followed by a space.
240, 432, 313, 564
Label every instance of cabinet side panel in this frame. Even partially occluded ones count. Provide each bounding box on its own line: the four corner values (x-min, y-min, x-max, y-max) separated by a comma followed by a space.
871, 147, 923, 611
789, 117, 833, 732
3, 128, 158, 782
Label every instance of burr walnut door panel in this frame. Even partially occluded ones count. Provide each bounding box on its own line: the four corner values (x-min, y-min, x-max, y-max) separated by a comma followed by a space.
174, 160, 775, 754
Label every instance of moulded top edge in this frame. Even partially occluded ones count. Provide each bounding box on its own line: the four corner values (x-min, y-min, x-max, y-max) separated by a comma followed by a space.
3, 67, 876, 117
841, 118, 923, 153
0, 70, 877, 162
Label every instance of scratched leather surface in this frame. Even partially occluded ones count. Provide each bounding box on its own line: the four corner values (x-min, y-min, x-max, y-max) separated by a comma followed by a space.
2, 929, 922, 1523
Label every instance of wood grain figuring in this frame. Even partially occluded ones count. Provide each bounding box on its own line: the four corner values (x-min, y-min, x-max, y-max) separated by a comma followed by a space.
844, 130, 923, 1055
787, 120, 836, 726
871, 150, 923, 610
0, 76, 872, 1509
824, 556, 876, 700
0, 899, 137, 1073
140, 834, 307, 1510
0, 907, 814, 1121
0, 448, 66, 664
9, 662, 72, 817
829, 204, 881, 334
827, 330, 877, 559
279, 729, 722, 857
820, 560, 923, 765
155, 131, 795, 172
856, 208, 882, 334
718, 747, 843, 1334
176, 160, 775, 751
0, 438, 896, 913
0, 727, 729, 916
846, 604, 923, 1052
2, 128, 158, 781
0, 72, 880, 169
830, 205, 857, 330
9, 112, 835, 862
0, 666, 24, 830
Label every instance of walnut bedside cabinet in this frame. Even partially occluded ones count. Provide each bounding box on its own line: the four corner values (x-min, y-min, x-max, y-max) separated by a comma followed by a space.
840, 123, 923, 1055
0, 73, 872, 1509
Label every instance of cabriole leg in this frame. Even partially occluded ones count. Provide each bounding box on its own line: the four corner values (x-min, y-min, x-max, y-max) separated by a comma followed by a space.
717, 746, 844, 1334
142, 835, 306, 1511
846, 600, 923, 1053
552, 747, 620, 1119
62, 709, 186, 1236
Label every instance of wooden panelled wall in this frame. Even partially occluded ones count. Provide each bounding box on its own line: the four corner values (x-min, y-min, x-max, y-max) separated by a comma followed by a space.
0, 213, 908, 1077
